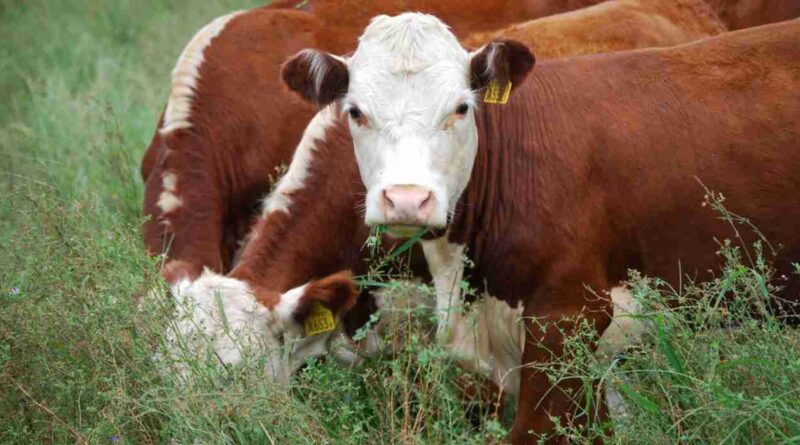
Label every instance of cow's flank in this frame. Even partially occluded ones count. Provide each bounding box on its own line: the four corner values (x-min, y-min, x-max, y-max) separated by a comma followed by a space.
705, 0, 800, 29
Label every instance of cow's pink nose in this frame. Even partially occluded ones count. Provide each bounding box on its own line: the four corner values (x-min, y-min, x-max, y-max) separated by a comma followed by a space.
382, 185, 436, 225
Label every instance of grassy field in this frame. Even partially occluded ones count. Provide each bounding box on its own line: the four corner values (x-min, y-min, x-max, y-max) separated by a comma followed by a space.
2, 1, 800, 444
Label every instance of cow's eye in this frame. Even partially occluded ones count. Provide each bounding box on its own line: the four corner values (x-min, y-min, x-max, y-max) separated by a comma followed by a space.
348, 106, 362, 120
455, 103, 469, 115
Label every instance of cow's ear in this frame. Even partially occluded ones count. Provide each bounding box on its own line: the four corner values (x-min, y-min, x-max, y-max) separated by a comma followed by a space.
282, 49, 349, 107
469, 40, 535, 93
291, 271, 358, 323
273, 271, 358, 333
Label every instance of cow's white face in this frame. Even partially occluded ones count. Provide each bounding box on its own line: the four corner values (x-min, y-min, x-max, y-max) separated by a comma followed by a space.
282, 13, 534, 235
344, 15, 477, 231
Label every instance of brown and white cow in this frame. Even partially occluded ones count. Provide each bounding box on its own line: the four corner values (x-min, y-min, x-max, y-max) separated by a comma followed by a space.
162, 0, 726, 390
142, 0, 607, 285
282, 13, 800, 443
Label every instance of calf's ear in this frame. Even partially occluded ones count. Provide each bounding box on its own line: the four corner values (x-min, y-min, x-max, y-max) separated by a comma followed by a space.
273, 271, 358, 332
282, 49, 349, 107
291, 271, 358, 323
469, 40, 535, 95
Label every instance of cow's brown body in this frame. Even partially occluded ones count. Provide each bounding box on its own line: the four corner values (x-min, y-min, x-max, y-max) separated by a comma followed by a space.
141, 0, 606, 283
445, 20, 800, 442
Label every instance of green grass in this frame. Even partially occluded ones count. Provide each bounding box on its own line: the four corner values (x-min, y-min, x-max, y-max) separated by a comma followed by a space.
2, 1, 799, 444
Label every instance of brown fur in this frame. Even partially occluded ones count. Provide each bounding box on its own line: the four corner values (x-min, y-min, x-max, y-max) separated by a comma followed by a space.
705, 0, 800, 29
445, 20, 800, 442
465, 0, 728, 57
291, 271, 359, 323
469, 40, 538, 91
141, 1, 602, 284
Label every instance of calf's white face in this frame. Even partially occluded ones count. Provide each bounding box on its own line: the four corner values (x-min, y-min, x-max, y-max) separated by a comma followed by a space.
282, 13, 534, 234
161, 270, 357, 383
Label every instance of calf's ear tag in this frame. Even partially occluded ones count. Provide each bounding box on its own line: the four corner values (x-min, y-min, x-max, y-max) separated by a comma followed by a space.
304, 302, 336, 336
484, 80, 512, 105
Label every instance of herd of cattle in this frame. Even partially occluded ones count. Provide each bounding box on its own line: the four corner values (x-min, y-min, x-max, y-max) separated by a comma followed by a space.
142, 0, 800, 442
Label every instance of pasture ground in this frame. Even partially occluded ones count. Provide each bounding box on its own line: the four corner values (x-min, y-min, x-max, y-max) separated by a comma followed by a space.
2, 1, 799, 443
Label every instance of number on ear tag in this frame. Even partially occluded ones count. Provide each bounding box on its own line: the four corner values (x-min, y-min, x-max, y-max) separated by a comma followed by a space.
484, 80, 512, 104
304, 302, 336, 336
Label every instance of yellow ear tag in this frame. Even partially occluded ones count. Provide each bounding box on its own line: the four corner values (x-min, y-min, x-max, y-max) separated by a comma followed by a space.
304, 302, 336, 336
484, 80, 512, 105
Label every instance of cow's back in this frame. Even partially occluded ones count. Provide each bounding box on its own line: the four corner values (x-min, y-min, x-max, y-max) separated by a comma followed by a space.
464, 0, 726, 58
705, 0, 800, 29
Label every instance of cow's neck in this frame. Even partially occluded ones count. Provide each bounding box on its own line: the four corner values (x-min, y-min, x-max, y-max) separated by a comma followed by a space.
447, 68, 582, 302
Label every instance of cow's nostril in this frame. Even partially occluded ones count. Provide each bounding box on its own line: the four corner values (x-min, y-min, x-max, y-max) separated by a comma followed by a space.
383, 190, 395, 209
420, 192, 433, 209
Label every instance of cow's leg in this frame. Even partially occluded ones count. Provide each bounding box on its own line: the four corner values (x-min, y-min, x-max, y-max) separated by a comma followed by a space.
510, 278, 613, 444
420, 237, 465, 340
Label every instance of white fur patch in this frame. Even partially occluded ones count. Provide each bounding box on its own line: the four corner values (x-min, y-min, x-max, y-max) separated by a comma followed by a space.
301, 50, 331, 98
157, 172, 182, 214
164, 270, 278, 375
447, 287, 647, 397
595, 286, 648, 359
162, 171, 178, 192
273, 283, 306, 323
157, 191, 182, 214
420, 236, 465, 339
448, 296, 525, 394
159, 10, 245, 135
262, 105, 337, 215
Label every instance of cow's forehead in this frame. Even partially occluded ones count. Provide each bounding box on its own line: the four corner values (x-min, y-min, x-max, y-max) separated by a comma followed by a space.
346, 66, 472, 132
345, 14, 474, 126
347, 61, 470, 101
349, 13, 469, 77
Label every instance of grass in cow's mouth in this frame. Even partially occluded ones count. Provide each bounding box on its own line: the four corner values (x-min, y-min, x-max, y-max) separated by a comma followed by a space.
384, 224, 428, 239
2, 1, 800, 444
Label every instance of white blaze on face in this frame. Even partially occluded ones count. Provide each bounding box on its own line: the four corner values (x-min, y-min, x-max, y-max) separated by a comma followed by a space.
344, 14, 479, 228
